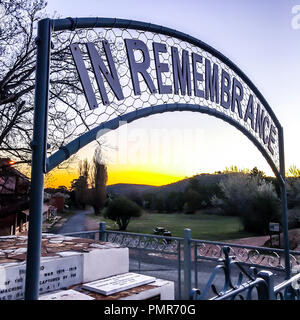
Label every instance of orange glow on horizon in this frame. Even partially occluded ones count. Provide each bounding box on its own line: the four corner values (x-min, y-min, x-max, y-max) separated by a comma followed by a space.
44, 166, 186, 189
106, 169, 185, 186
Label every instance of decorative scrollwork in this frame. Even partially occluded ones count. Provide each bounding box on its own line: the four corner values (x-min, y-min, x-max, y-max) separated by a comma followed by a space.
105, 232, 179, 254
248, 249, 263, 265
196, 243, 222, 259
289, 254, 299, 269
266, 251, 281, 268
192, 246, 273, 300
231, 247, 249, 263
192, 246, 300, 300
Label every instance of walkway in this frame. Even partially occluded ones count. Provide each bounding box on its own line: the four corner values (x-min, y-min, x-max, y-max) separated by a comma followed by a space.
53, 207, 94, 234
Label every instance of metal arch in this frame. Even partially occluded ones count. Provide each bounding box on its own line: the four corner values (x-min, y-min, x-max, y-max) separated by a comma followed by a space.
46, 103, 281, 181
24, 17, 291, 300
50, 17, 282, 130
48, 17, 291, 280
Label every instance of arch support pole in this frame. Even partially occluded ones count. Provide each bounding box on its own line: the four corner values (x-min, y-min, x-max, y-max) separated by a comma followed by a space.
279, 127, 291, 279
24, 19, 51, 300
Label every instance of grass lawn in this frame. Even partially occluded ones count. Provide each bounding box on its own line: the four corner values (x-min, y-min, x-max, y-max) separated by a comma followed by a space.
91, 211, 257, 241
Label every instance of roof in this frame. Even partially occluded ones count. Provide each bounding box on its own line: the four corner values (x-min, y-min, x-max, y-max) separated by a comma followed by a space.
4, 166, 30, 183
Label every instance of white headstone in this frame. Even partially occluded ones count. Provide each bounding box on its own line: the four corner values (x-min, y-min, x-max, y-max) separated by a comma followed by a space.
39, 289, 95, 300
119, 279, 175, 300
0, 254, 83, 300
82, 247, 129, 282
82, 273, 156, 296
0, 234, 129, 299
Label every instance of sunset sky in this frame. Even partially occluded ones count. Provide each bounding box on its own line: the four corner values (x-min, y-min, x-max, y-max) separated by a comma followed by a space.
44, 0, 300, 188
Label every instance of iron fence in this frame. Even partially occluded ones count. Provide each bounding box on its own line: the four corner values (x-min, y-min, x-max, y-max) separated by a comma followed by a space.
190, 238, 300, 292
191, 247, 300, 300
61, 222, 300, 300
61, 225, 185, 299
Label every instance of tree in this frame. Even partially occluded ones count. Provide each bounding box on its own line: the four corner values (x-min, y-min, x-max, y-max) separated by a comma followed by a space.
70, 148, 108, 213
250, 166, 266, 180
288, 165, 300, 178
183, 189, 201, 214
286, 177, 300, 209
0, 0, 46, 162
89, 147, 107, 215
127, 191, 143, 207
70, 175, 87, 208
216, 173, 257, 216
142, 192, 156, 210
104, 196, 142, 231
241, 181, 280, 234
222, 166, 250, 174
153, 195, 165, 212
165, 191, 184, 212
79, 159, 90, 185
0, 1, 121, 164
211, 173, 281, 234
184, 177, 222, 210
70, 159, 89, 208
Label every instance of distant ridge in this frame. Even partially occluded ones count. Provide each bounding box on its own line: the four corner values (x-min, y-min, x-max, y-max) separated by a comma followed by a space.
107, 173, 230, 196
106, 183, 156, 196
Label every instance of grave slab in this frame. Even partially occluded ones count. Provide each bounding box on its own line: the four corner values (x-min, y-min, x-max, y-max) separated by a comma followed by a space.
39, 289, 95, 300
82, 272, 156, 295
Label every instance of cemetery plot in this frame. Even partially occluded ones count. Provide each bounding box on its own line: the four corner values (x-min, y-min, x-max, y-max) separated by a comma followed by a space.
0, 234, 129, 300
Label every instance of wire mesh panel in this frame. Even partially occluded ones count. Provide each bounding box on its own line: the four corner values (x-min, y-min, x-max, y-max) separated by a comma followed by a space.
46, 20, 281, 174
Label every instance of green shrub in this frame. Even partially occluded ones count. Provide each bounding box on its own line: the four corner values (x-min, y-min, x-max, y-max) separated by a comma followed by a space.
287, 178, 300, 209
165, 192, 185, 212
211, 173, 281, 235
103, 196, 142, 231
241, 181, 280, 234
183, 189, 202, 214
215, 173, 257, 216
288, 206, 300, 229
185, 178, 222, 208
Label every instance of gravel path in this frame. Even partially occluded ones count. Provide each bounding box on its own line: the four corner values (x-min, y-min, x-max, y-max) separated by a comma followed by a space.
54, 207, 94, 234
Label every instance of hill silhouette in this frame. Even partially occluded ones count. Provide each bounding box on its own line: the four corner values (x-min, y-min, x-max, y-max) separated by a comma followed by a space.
107, 173, 230, 196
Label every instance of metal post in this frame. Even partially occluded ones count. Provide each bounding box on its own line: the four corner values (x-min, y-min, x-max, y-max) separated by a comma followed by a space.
138, 249, 141, 272
280, 184, 291, 278
194, 244, 199, 289
279, 127, 291, 279
24, 18, 51, 300
183, 228, 192, 300
257, 270, 275, 300
177, 241, 182, 299
99, 222, 106, 241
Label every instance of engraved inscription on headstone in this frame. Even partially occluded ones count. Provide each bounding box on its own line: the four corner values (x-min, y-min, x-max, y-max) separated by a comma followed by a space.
39, 289, 95, 300
82, 272, 156, 296
0, 255, 83, 300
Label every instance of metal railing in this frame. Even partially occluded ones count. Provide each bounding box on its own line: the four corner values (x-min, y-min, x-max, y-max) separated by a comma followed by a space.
274, 271, 300, 300
61, 223, 185, 299
103, 228, 184, 299
60, 223, 300, 300
190, 238, 300, 292
192, 239, 300, 270
191, 247, 300, 300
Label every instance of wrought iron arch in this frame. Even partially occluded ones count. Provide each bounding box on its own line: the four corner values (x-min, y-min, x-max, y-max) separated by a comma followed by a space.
25, 17, 291, 300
